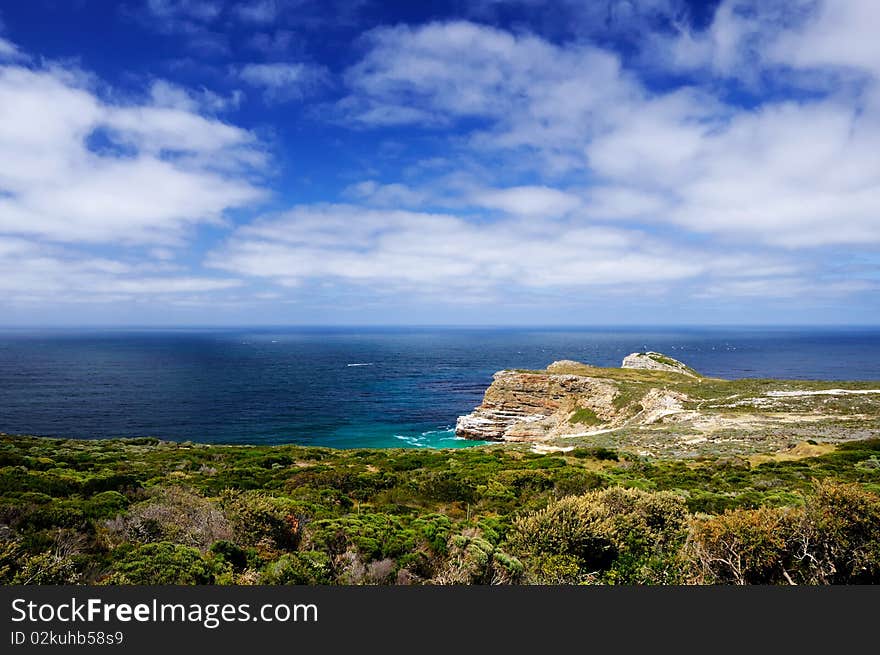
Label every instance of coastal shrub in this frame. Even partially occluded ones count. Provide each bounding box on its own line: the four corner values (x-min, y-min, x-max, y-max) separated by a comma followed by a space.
105, 487, 231, 551
0, 537, 22, 584
365, 558, 397, 584
524, 553, 583, 584
86, 491, 129, 518
287, 469, 394, 501
552, 469, 605, 497
6, 435, 880, 586
687, 481, 880, 584
260, 551, 332, 585
475, 479, 517, 504
434, 531, 523, 585
107, 542, 221, 585
220, 490, 302, 552
496, 470, 555, 498
13, 550, 81, 585
209, 540, 249, 571
413, 471, 477, 503
686, 506, 795, 584
507, 486, 689, 583
411, 513, 453, 554
305, 513, 439, 561
1, 525, 87, 584
795, 480, 880, 584
571, 447, 619, 461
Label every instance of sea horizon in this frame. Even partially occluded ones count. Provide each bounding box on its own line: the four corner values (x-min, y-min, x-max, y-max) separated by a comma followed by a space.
2, 325, 879, 449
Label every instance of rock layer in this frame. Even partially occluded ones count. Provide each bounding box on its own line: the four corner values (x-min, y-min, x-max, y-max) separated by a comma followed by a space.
456, 352, 700, 442
454, 370, 618, 441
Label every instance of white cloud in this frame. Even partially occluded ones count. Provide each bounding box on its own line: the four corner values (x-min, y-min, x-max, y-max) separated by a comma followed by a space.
339, 15, 880, 248
0, 236, 241, 303
696, 277, 878, 300
236, 62, 327, 101
769, 0, 880, 78
149, 79, 242, 113
0, 36, 23, 61
472, 186, 582, 216
0, 63, 267, 244
342, 181, 428, 208
136, 0, 229, 55
658, 1, 880, 82
338, 20, 667, 178
205, 203, 783, 296
145, 0, 221, 22
234, 0, 278, 24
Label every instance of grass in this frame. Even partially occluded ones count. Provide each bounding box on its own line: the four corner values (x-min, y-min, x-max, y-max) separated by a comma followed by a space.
645, 353, 701, 377
568, 407, 603, 426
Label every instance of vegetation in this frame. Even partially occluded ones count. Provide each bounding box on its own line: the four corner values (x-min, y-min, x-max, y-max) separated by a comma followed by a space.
644, 352, 701, 377
569, 407, 602, 426
2, 434, 880, 585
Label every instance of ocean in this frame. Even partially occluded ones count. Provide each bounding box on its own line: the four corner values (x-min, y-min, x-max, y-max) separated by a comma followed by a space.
0, 326, 878, 448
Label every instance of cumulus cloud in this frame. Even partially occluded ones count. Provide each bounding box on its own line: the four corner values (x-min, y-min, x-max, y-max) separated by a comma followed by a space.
338, 9, 880, 248
4, 1, 879, 319
768, 0, 880, 78
0, 63, 267, 244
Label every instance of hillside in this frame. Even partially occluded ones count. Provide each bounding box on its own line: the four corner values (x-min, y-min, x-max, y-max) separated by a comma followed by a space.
456, 353, 880, 457
2, 433, 880, 585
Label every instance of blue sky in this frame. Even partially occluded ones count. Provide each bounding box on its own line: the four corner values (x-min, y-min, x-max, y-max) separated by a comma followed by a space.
0, 0, 878, 325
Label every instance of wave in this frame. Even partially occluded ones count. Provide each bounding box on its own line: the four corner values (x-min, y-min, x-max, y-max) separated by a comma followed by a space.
347, 362, 374, 367
393, 427, 464, 449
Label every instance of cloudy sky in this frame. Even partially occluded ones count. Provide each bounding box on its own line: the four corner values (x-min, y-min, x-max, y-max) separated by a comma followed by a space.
0, 0, 878, 325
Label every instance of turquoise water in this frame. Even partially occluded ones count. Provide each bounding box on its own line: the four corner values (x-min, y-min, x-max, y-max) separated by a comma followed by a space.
0, 326, 878, 448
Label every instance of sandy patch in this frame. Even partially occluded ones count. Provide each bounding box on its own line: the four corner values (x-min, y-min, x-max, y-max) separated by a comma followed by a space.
766, 389, 880, 397
531, 444, 576, 454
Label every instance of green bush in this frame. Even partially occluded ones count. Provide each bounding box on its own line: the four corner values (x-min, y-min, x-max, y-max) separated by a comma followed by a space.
108, 542, 221, 584
261, 551, 331, 585
221, 491, 302, 552
507, 486, 689, 583
525, 553, 583, 584
209, 540, 249, 571
435, 532, 523, 584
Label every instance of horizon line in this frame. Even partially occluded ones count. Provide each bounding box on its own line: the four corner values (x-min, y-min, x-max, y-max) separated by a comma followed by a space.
1, 323, 879, 330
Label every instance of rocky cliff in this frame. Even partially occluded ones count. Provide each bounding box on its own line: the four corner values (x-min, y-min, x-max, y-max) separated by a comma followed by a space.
455, 353, 880, 458
621, 351, 699, 377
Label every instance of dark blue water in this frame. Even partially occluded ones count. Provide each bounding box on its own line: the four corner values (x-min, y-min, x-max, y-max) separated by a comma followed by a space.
0, 327, 878, 448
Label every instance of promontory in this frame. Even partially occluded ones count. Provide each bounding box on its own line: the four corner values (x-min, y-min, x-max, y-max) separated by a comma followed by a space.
455, 352, 880, 458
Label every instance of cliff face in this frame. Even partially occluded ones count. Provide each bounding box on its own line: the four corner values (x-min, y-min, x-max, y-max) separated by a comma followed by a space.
455, 353, 880, 458
455, 353, 689, 442
454, 370, 618, 441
